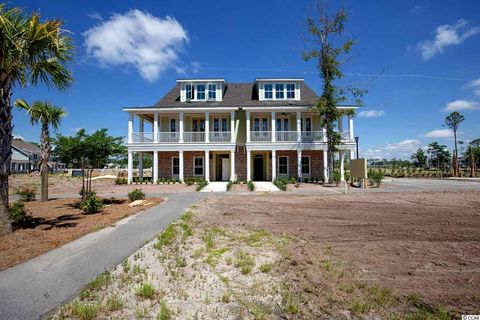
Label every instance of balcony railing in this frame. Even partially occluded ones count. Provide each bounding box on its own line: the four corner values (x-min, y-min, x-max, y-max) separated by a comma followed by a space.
183, 132, 205, 143
340, 131, 352, 141
251, 131, 272, 142
301, 131, 324, 142
209, 131, 231, 142
158, 132, 179, 143
132, 132, 154, 143
275, 131, 298, 142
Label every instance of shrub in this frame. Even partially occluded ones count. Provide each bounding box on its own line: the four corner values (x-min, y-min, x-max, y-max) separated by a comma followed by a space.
16, 184, 36, 201
332, 171, 341, 184
79, 187, 96, 199
80, 196, 104, 214
226, 181, 233, 191
368, 170, 384, 187
128, 188, 145, 202
247, 181, 255, 191
9, 201, 30, 229
289, 177, 297, 184
136, 282, 156, 299
196, 179, 208, 191
273, 178, 287, 191
115, 177, 127, 185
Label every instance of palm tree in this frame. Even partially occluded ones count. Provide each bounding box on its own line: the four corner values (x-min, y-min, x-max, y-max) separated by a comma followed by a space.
0, 5, 73, 234
15, 100, 66, 201
444, 112, 465, 177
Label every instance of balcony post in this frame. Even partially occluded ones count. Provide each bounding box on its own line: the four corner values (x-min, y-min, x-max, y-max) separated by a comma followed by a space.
339, 150, 345, 181
296, 111, 301, 142
179, 112, 184, 143
272, 150, 276, 181
128, 113, 134, 143
297, 149, 302, 180
246, 111, 251, 143
323, 127, 327, 143
139, 117, 144, 142
205, 112, 210, 143
153, 112, 158, 143
271, 111, 276, 142
205, 150, 210, 182
247, 150, 251, 181
153, 151, 158, 183
323, 149, 328, 181
179, 150, 184, 181
127, 150, 133, 183
348, 115, 354, 140
230, 111, 235, 143
230, 150, 236, 181
138, 152, 143, 180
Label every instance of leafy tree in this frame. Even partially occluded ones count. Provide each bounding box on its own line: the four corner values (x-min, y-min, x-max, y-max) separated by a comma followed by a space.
464, 138, 480, 177
444, 111, 464, 177
411, 148, 427, 168
303, 1, 365, 183
427, 142, 451, 172
15, 99, 66, 201
53, 129, 124, 199
0, 5, 73, 234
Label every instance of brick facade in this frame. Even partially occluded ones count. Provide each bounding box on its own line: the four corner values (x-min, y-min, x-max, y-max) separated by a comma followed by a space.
235, 148, 247, 181
158, 151, 177, 179
302, 150, 324, 179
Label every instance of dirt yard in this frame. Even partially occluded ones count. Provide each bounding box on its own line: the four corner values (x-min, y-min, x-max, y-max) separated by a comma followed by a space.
198, 191, 480, 316
0, 197, 163, 271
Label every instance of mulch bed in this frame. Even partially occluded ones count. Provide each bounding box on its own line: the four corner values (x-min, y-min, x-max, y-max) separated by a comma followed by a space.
0, 197, 163, 271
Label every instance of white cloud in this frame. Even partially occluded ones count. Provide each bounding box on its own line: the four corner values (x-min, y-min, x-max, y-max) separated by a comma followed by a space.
442, 99, 480, 112
358, 109, 385, 118
423, 129, 453, 138
362, 139, 421, 159
418, 19, 480, 59
83, 10, 189, 81
467, 78, 480, 96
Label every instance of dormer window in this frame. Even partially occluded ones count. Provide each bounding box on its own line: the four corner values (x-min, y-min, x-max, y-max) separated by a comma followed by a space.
275, 84, 284, 99
186, 84, 193, 100
196, 84, 206, 100
179, 79, 225, 102
264, 84, 273, 99
208, 84, 216, 100
286, 83, 295, 99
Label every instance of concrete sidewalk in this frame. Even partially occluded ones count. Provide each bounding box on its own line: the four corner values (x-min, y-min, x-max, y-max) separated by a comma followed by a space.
0, 192, 204, 320
254, 181, 279, 192
201, 181, 228, 192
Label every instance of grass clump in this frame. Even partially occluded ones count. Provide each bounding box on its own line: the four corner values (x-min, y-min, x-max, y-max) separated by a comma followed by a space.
250, 302, 269, 320
156, 300, 171, 320
86, 271, 110, 291
154, 224, 177, 249
136, 282, 156, 299
105, 295, 123, 311
204, 247, 229, 267
259, 263, 273, 273
282, 292, 299, 315
70, 301, 98, 320
247, 180, 255, 191
226, 181, 233, 191
235, 251, 255, 274
273, 178, 287, 191
128, 188, 145, 202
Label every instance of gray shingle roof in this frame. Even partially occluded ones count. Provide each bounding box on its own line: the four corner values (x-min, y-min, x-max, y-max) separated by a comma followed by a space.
152, 82, 320, 108
12, 138, 40, 155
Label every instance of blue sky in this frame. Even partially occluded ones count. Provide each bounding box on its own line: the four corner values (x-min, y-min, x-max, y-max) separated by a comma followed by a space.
11, 0, 480, 159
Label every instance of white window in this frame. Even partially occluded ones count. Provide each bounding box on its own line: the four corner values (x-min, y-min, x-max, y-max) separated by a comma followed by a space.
172, 157, 179, 175
278, 156, 288, 175
264, 84, 273, 99
221, 118, 227, 131
194, 156, 204, 176
185, 84, 193, 100
213, 118, 219, 132
286, 83, 295, 99
301, 156, 310, 175
208, 84, 216, 100
170, 119, 176, 132
196, 84, 206, 100
254, 118, 260, 131
275, 84, 284, 99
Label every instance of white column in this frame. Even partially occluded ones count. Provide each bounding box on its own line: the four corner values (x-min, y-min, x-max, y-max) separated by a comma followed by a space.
339, 151, 345, 181
323, 127, 327, 142
271, 111, 276, 142
139, 117, 144, 142
230, 150, 236, 181
297, 149, 302, 180
138, 152, 144, 180
272, 150, 276, 181
296, 111, 301, 142
153, 112, 158, 142
205, 112, 210, 142
348, 115, 354, 141
179, 151, 184, 181
127, 151, 133, 183
205, 150, 210, 182
128, 113, 134, 143
247, 150, 251, 181
323, 149, 328, 181
179, 112, 184, 143
246, 111, 251, 143
230, 111, 235, 143
153, 151, 158, 183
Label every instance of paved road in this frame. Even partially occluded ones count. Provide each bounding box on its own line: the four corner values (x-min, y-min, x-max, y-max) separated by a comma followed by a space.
0, 192, 204, 320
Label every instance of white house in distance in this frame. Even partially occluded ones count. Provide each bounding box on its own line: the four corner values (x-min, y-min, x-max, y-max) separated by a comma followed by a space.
124, 78, 356, 183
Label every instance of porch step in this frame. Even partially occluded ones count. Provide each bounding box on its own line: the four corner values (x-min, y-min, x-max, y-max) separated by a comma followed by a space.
201, 182, 228, 192
253, 182, 280, 192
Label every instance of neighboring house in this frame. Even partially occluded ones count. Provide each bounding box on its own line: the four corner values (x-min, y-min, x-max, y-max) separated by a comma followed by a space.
124, 78, 356, 183
11, 138, 66, 173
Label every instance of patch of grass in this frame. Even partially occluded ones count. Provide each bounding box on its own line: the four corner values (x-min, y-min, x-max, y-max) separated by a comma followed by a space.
243, 229, 271, 247
157, 300, 171, 320
350, 298, 370, 315
249, 302, 269, 320
180, 210, 193, 223
221, 290, 232, 303
135, 306, 149, 319
179, 222, 192, 238
136, 282, 156, 299
320, 259, 333, 271
219, 275, 230, 285
70, 301, 98, 320
234, 251, 255, 274
259, 263, 273, 273
132, 264, 147, 276
226, 181, 233, 191
203, 231, 216, 250
368, 285, 393, 308
121, 259, 131, 273
176, 257, 187, 268
247, 180, 255, 191
105, 295, 123, 311
205, 247, 229, 267
83, 271, 110, 295
154, 224, 177, 249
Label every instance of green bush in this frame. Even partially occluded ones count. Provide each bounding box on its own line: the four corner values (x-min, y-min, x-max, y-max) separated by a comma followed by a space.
115, 177, 127, 185
9, 201, 30, 229
128, 188, 145, 202
247, 181, 255, 191
80, 196, 104, 214
226, 181, 233, 191
368, 170, 385, 187
79, 187, 96, 199
332, 171, 341, 183
16, 184, 36, 201
196, 179, 208, 191
289, 177, 297, 184
273, 178, 287, 191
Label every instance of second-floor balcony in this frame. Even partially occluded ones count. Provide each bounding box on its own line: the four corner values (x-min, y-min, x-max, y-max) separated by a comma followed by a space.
132, 131, 232, 144
248, 130, 351, 143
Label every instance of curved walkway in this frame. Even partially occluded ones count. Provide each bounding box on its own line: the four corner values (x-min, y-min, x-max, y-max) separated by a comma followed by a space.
0, 192, 204, 320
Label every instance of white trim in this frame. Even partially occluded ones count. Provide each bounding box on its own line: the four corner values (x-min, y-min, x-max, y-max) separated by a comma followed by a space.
277, 155, 289, 176
177, 79, 226, 83
193, 155, 204, 176
255, 78, 304, 82
123, 107, 239, 112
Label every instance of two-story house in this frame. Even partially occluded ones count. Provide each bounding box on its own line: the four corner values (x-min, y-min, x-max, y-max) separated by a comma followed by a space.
124, 78, 356, 183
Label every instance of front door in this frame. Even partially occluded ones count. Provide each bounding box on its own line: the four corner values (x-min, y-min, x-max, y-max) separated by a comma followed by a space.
221, 158, 229, 181
253, 155, 264, 181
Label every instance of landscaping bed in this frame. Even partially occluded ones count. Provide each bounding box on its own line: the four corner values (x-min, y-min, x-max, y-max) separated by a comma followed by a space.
0, 197, 163, 271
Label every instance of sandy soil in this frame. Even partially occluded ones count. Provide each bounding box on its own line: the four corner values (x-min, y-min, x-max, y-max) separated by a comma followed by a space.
9, 174, 196, 196
199, 191, 480, 315
0, 197, 163, 271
